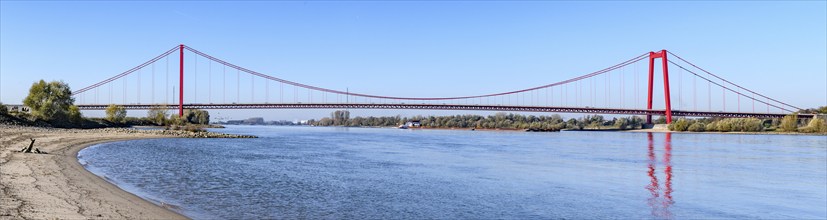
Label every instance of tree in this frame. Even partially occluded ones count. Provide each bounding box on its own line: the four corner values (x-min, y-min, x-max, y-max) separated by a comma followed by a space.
105, 104, 127, 123
779, 113, 798, 132
589, 119, 603, 129
584, 115, 605, 129
331, 110, 350, 126
23, 80, 74, 121
629, 116, 645, 129
0, 102, 7, 115
654, 116, 667, 124
183, 109, 196, 123
318, 117, 333, 126
147, 105, 168, 125
195, 110, 210, 125
182, 109, 210, 124
309, 111, 576, 131
798, 106, 827, 114
614, 117, 629, 130
67, 105, 82, 124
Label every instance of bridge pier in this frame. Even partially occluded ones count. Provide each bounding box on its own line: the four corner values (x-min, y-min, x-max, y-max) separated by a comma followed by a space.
179, 44, 184, 117
646, 50, 673, 124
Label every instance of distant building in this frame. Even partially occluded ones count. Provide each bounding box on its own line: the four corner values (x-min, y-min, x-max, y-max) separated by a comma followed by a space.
243, 117, 265, 125
405, 120, 421, 128
219, 118, 308, 126
224, 120, 244, 125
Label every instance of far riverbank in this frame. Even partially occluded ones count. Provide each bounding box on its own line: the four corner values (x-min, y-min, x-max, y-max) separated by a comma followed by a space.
306, 124, 827, 135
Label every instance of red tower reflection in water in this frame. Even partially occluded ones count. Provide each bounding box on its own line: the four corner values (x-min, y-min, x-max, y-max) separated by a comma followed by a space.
646, 132, 674, 219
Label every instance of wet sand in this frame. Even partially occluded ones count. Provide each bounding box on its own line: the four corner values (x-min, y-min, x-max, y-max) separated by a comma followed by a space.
0, 126, 191, 219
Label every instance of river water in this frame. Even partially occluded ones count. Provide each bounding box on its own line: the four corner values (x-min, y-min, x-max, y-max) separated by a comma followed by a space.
78, 126, 827, 219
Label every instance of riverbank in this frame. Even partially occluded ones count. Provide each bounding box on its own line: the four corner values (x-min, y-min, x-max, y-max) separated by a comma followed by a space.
626, 127, 827, 135
0, 126, 253, 219
387, 125, 826, 135
412, 127, 524, 132
310, 125, 560, 132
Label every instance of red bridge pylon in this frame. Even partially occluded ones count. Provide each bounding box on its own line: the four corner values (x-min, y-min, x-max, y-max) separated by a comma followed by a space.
647, 50, 672, 124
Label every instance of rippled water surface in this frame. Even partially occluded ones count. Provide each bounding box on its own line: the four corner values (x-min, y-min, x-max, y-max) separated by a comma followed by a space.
78, 126, 827, 219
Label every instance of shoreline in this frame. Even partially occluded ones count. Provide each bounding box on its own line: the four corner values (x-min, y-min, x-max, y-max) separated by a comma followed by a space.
625, 128, 827, 136
63, 138, 190, 219
308, 124, 826, 135
0, 126, 225, 219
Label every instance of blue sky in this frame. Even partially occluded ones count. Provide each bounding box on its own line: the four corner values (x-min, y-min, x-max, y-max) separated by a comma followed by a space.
1, 1, 825, 121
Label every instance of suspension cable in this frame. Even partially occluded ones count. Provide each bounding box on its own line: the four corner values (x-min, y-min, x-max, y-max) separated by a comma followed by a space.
669, 60, 792, 112
667, 51, 801, 111
186, 45, 648, 101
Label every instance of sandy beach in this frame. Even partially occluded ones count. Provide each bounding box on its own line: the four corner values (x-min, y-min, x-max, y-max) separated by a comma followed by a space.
0, 125, 244, 219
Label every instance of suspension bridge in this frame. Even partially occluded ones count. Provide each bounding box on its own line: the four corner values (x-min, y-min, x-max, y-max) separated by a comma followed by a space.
7, 45, 813, 124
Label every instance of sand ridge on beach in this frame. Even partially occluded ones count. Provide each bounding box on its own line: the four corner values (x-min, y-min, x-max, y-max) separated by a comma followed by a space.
0, 125, 217, 219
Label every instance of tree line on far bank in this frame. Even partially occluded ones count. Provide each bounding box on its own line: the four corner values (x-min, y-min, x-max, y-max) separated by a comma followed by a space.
309, 109, 827, 134
0, 79, 211, 130
667, 106, 827, 133
106, 104, 211, 128
308, 110, 648, 131
667, 113, 827, 133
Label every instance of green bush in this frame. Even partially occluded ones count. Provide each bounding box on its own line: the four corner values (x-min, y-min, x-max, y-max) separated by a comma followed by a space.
688, 122, 705, 132
741, 118, 763, 132
0, 103, 7, 115
705, 118, 763, 132
717, 120, 732, 132
68, 105, 82, 124
729, 119, 743, 131
779, 113, 799, 132
800, 118, 827, 133
167, 115, 186, 126
105, 104, 127, 123
705, 121, 718, 131
148, 105, 169, 125
667, 119, 691, 131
